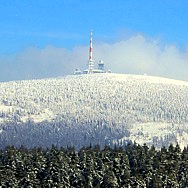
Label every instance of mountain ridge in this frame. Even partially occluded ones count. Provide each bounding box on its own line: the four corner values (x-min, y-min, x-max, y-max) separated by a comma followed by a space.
0, 73, 188, 149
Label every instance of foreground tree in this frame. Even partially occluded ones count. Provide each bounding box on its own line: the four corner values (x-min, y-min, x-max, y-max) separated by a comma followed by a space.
0, 143, 188, 187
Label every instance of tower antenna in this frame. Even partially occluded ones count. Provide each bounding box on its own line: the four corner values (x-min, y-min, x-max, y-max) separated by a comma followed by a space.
88, 29, 94, 73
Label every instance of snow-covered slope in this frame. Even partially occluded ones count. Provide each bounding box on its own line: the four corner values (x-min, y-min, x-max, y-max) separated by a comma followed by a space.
0, 73, 188, 149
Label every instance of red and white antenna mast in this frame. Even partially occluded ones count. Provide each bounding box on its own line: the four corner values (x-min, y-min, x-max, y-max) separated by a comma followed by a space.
88, 29, 94, 73
89, 29, 93, 61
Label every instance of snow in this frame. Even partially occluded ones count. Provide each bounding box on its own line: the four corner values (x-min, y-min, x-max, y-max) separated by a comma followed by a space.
108, 73, 188, 86
0, 73, 188, 149
20, 109, 54, 123
126, 122, 188, 149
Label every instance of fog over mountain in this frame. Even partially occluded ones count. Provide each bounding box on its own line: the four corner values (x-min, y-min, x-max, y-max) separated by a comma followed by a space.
0, 34, 188, 82
0, 73, 188, 149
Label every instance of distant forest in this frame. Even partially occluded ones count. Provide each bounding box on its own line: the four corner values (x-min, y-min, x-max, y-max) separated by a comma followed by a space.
0, 143, 188, 187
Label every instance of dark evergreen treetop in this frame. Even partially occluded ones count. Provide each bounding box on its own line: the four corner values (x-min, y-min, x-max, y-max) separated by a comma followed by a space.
0, 143, 187, 187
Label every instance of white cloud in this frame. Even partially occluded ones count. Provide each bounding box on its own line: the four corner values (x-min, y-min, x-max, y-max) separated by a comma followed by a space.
95, 35, 188, 81
0, 34, 188, 82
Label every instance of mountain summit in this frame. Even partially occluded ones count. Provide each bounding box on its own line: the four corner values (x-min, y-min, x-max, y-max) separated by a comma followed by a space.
0, 73, 188, 149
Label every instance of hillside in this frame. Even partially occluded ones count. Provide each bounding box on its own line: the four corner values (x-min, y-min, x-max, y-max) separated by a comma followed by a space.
0, 73, 188, 149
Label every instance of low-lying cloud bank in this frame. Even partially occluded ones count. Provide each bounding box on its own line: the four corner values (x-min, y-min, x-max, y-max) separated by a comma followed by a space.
0, 34, 188, 82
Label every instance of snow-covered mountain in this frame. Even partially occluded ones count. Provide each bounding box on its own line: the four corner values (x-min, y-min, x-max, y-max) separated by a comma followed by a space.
0, 73, 188, 149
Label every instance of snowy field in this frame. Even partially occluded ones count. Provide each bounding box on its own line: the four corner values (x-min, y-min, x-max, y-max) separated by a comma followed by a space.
0, 73, 188, 149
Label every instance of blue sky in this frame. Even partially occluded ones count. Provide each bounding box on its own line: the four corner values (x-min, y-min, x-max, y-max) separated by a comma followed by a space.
0, 0, 188, 81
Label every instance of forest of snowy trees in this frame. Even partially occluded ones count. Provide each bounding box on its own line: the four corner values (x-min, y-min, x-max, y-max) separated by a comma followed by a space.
0, 74, 188, 187
0, 73, 188, 149
0, 143, 188, 187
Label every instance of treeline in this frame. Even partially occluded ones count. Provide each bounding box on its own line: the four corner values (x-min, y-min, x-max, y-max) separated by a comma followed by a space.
0, 143, 188, 187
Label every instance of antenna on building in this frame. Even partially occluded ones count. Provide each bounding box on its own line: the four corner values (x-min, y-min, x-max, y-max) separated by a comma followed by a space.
88, 29, 94, 73
74, 29, 108, 75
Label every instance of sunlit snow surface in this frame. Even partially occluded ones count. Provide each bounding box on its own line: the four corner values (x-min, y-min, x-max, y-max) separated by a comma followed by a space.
0, 73, 188, 149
